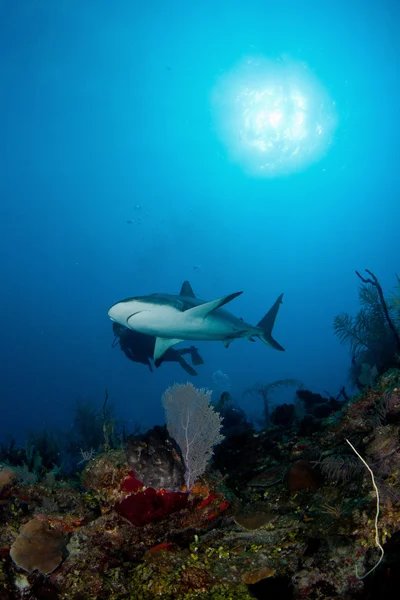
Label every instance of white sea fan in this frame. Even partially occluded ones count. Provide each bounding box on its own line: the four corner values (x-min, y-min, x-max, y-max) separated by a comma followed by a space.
162, 382, 225, 490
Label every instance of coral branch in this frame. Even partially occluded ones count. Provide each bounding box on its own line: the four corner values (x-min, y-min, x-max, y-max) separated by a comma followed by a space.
356, 269, 400, 353
346, 439, 384, 579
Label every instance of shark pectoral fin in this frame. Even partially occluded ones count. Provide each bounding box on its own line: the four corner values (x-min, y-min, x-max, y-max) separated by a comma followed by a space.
223, 339, 233, 348
180, 281, 196, 298
154, 337, 183, 362
185, 291, 243, 319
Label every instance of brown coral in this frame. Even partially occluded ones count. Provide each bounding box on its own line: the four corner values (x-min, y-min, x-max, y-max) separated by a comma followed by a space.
287, 460, 319, 494
10, 518, 65, 574
233, 510, 276, 530
241, 566, 276, 584
0, 466, 15, 492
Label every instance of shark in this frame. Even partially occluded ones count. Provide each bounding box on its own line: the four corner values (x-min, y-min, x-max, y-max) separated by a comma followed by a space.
108, 281, 285, 363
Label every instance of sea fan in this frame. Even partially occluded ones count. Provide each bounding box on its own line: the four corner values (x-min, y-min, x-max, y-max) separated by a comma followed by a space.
334, 273, 400, 377
333, 310, 371, 356
389, 274, 400, 327
243, 379, 304, 427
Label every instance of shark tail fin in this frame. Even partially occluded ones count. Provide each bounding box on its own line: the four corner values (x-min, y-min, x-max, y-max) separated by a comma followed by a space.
257, 293, 285, 351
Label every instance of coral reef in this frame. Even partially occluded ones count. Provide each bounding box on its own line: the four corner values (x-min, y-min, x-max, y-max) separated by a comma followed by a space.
1, 371, 400, 599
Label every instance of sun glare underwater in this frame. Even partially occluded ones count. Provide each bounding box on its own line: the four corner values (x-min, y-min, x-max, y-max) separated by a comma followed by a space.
212, 55, 338, 177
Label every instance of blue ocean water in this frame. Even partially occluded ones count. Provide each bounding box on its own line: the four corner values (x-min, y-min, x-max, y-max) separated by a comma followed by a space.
0, 0, 398, 442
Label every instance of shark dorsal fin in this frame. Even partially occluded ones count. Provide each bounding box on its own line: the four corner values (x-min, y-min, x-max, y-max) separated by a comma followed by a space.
185, 291, 242, 319
154, 337, 183, 362
180, 281, 196, 298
